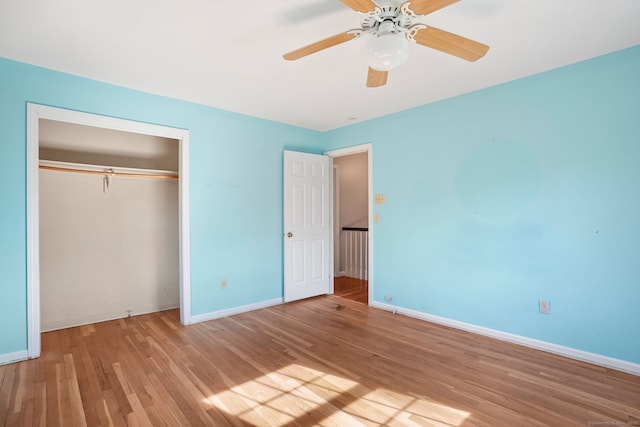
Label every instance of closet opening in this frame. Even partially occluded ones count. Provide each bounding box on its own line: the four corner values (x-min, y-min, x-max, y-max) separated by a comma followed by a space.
40, 119, 180, 332
27, 104, 191, 358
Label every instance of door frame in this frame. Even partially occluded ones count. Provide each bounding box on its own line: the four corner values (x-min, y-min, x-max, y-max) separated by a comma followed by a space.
332, 163, 341, 277
325, 143, 373, 305
26, 103, 192, 358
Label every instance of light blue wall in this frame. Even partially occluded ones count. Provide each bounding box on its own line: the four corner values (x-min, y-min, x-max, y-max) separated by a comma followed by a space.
325, 45, 640, 363
0, 57, 324, 355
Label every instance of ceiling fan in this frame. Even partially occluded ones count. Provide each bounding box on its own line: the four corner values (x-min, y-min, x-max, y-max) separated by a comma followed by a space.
283, 0, 489, 88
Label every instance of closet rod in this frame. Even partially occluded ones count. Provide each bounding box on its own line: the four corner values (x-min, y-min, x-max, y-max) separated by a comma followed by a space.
39, 165, 179, 180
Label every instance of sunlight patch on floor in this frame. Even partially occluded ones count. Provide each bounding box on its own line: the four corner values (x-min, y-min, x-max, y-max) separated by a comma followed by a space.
343, 387, 471, 426
202, 363, 471, 426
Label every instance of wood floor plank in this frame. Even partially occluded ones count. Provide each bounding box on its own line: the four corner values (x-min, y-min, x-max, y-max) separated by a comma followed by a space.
32, 379, 47, 427
63, 353, 87, 427
10, 362, 27, 415
102, 388, 127, 427
143, 374, 190, 427
0, 364, 15, 425
1, 296, 639, 426
95, 398, 114, 427
334, 277, 368, 304
55, 362, 72, 426
124, 392, 153, 427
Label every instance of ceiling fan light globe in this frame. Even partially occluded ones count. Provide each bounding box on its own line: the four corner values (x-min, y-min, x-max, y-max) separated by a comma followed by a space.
368, 34, 410, 71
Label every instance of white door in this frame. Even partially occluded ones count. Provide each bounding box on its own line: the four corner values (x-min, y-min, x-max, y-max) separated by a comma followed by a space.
283, 150, 332, 302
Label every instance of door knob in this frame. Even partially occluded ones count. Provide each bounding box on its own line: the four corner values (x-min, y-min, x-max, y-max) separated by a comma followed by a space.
287, 232, 293, 238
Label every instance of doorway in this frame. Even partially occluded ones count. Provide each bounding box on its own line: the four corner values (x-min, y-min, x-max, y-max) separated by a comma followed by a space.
26, 104, 191, 358
326, 144, 372, 305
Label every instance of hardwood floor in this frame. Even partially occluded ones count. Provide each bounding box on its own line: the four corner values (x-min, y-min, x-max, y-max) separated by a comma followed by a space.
1, 296, 639, 426
334, 277, 368, 304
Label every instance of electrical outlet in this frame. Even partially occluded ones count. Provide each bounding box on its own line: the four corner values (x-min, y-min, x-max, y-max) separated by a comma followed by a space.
539, 299, 550, 314
221, 278, 228, 289
385, 295, 393, 301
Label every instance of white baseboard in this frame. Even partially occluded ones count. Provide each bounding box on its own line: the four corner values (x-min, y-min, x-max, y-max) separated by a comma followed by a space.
187, 298, 283, 325
0, 350, 28, 366
41, 303, 180, 332
371, 301, 640, 376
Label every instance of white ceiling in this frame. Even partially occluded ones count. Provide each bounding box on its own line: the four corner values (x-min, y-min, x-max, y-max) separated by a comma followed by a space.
1, 0, 639, 131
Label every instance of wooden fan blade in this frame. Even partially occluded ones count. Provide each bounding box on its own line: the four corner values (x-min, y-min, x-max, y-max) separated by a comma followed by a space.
283, 31, 361, 61
339, 0, 378, 13
403, 0, 459, 16
366, 67, 388, 87
413, 26, 489, 61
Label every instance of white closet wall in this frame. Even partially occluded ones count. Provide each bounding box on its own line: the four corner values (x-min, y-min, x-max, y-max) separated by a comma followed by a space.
39, 120, 179, 332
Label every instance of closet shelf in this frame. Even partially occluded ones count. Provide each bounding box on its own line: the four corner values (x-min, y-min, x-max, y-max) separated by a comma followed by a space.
39, 160, 178, 180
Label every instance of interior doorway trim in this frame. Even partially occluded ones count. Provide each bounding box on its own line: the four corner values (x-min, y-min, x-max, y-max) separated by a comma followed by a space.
26, 103, 192, 358
325, 143, 373, 305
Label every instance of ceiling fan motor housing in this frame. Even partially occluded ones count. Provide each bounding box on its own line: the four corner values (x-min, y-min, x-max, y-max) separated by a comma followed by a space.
362, 2, 414, 37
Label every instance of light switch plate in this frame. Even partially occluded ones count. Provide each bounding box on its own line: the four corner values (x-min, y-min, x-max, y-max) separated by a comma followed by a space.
374, 194, 385, 204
